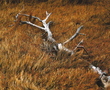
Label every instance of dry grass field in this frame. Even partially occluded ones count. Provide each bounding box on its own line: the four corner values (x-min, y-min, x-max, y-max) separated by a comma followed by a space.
0, 0, 110, 89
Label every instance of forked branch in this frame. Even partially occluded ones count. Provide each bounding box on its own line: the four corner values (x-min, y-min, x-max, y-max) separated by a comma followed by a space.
13, 9, 85, 54
18, 11, 55, 43
63, 25, 85, 45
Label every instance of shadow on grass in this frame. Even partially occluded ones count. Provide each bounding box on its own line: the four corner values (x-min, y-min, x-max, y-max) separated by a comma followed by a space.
62, 0, 96, 5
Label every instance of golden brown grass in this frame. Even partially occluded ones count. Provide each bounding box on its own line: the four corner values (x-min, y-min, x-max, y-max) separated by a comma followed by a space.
0, 0, 110, 89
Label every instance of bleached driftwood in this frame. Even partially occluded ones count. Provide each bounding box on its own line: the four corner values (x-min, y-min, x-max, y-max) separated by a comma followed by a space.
11, 6, 110, 89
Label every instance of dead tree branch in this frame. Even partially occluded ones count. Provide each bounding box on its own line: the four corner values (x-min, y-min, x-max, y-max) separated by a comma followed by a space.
10, 6, 110, 89
63, 25, 85, 45
13, 9, 85, 55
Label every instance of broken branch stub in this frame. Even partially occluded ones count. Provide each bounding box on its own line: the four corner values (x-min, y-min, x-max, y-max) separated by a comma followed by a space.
90, 65, 110, 88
